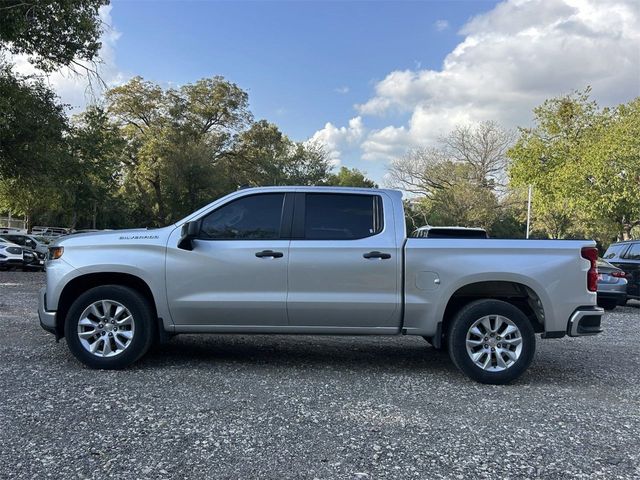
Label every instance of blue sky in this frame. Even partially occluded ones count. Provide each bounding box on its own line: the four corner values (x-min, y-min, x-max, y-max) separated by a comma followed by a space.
23, 0, 639, 184
110, 0, 496, 140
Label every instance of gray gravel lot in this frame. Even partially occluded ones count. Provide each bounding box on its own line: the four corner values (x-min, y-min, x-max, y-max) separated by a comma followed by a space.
1, 271, 639, 479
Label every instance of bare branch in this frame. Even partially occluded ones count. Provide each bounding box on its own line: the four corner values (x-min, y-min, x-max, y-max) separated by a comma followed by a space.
386, 147, 455, 195
440, 120, 515, 190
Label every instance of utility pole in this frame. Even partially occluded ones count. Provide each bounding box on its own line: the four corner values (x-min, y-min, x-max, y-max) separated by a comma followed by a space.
526, 184, 532, 239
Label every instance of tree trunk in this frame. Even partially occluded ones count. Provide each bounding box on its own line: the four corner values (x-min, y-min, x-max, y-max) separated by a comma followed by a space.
92, 201, 98, 229
70, 210, 77, 230
149, 171, 165, 226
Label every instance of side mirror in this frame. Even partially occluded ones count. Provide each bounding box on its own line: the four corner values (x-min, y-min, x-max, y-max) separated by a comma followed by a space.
178, 220, 201, 251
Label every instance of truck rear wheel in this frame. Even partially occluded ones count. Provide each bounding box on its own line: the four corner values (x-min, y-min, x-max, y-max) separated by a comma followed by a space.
447, 299, 535, 384
64, 285, 155, 369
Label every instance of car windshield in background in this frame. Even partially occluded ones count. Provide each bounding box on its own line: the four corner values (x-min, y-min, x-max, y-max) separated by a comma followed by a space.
604, 243, 627, 259
622, 243, 640, 260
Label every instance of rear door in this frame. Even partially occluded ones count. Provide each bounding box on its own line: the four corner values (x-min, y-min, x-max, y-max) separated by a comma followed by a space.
166, 192, 292, 327
286, 192, 401, 331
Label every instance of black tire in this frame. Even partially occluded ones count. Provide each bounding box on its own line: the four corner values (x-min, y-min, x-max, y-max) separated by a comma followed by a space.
65, 285, 155, 369
597, 299, 618, 311
447, 299, 535, 385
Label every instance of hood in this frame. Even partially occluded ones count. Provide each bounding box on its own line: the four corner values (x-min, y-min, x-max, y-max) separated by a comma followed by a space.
54, 227, 175, 248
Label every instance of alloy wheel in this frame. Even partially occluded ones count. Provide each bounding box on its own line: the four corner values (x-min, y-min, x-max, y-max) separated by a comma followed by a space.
465, 314, 523, 372
76, 300, 135, 357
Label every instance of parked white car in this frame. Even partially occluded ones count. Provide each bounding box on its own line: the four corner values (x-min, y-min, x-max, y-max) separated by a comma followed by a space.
0, 238, 24, 270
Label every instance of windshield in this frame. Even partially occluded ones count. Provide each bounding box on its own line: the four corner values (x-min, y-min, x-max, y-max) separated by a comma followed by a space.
603, 243, 626, 260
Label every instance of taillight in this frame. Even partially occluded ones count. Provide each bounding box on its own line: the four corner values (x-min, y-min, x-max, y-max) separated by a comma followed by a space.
581, 247, 598, 292
611, 271, 627, 278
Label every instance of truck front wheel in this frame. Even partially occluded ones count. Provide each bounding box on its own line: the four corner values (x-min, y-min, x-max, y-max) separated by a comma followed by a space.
447, 299, 535, 384
65, 285, 155, 369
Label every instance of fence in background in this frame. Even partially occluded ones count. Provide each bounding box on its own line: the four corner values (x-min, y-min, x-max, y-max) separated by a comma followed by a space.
0, 215, 27, 232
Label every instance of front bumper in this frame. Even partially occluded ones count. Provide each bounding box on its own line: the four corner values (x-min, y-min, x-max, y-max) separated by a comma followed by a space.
38, 287, 59, 337
567, 307, 604, 337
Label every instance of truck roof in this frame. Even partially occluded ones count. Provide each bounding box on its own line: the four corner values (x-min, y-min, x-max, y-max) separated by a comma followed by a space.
235, 185, 400, 195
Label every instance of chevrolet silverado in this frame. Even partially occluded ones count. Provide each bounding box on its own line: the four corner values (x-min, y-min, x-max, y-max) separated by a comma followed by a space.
39, 187, 603, 384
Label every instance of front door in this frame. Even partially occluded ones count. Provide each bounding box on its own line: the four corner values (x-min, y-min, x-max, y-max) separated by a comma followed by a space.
166, 192, 291, 327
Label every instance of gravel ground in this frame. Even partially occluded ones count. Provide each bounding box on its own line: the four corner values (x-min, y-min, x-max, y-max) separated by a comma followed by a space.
1, 271, 639, 479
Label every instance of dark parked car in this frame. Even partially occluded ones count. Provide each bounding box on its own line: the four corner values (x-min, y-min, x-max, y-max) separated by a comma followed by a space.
603, 240, 640, 301
596, 259, 627, 310
22, 249, 46, 271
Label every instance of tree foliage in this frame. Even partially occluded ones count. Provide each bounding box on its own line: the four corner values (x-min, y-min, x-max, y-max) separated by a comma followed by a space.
508, 89, 640, 242
66, 106, 125, 228
105, 76, 254, 225
223, 121, 331, 187
0, 64, 68, 177
0, 0, 108, 71
325, 166, 378, 188
0, 65, 70, 226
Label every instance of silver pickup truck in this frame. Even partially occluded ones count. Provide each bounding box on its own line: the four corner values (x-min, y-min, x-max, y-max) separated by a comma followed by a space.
39, 187, 603, 384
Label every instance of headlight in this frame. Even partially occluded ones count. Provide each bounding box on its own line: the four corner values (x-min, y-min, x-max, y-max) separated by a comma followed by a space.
48, 247, 64, 260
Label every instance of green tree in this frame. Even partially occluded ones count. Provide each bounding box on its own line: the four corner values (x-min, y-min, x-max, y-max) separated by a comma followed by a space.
0, 0, 108, 71
325, 166, 377, 188
508, 89, 602, 238
579, 99, 640, 240
106, 76, 252, 225
0, 64, 68, 177
508, 89, 639, 242
66, 106, 126, 228
225, 121, 331, 187
401, 162, 501, 231
0, 66, 69, 227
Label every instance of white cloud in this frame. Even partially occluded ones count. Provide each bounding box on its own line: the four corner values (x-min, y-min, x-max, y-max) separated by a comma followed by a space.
335, 86, 350, 94
11, 5, 125, 113
308, 116, 365, 166
348, 0, 640, 165
434, 19, 450, 31
361, 126, 411, 162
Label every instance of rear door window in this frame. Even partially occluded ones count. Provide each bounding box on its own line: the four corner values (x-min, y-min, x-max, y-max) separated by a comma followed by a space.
304, 193, 383, 240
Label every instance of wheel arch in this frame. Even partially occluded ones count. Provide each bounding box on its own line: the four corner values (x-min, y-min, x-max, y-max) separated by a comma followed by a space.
56, 272, 158, 339
432, 280, 546, 348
